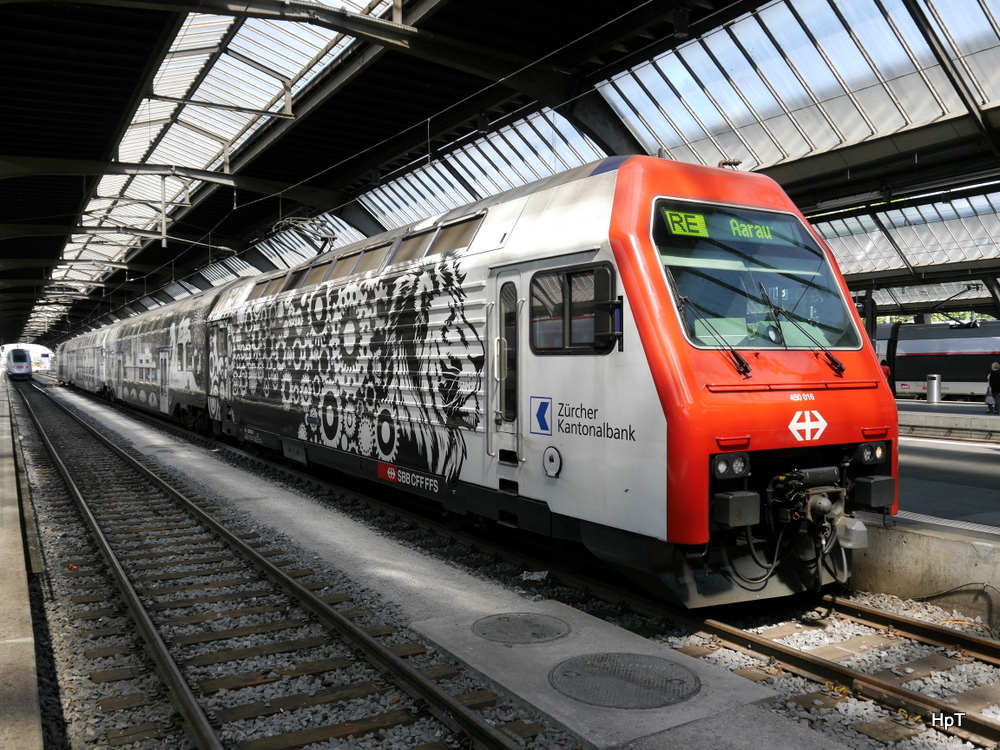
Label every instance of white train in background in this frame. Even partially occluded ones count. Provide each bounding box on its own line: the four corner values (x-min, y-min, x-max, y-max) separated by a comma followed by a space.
1, 343, 54, 375
875, 320, 1000, 398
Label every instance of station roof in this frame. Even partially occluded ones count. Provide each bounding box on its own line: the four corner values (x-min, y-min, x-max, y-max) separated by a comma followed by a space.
3, 0, 1000, 345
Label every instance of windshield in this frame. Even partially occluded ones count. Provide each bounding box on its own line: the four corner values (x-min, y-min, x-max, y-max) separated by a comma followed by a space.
652, 200, 861, 350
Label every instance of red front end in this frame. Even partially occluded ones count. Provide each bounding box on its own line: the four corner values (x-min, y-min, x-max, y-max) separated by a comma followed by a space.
609, 157, 897, 597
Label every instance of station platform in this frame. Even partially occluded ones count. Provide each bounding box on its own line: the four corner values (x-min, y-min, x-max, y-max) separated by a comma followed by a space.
853, 399, 1000, 630
0, 376, 44, 750
897, 398, 1000, 443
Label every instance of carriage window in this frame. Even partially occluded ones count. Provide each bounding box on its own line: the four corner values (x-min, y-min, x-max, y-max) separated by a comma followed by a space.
328, 253, 360, 280
284, 267, 309, 291
531, 266, 612, 354
248, 279, 269, 300
302, 261, 332, 287
391, 230, 435, 265
263, 275, 286, 296
427, 217, 482, 256
353, 244, 391, 274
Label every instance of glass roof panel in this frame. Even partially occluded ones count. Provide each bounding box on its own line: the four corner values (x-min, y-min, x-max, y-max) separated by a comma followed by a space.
358, 109, 604, 230
814, 183, 1000, 283
595, 76, 670, 157
220, 256, 261, 277
818, 216, 908, 273
649, 54, 725, 145
596, 0, 999, 173
199, 263, 237, 286
153, 123, 226, 167
871, 280, 994, 311
680, 42, 757, 131
161, 280, 197, 299
40, 0, 393, 340
256, 236, 317, 269
928, 1, 996, 57
231, 19, 324, 79
799, 0, 879, 89
167, 14, 233, 56
758, 3, 848, 101
201, 57, 280, 112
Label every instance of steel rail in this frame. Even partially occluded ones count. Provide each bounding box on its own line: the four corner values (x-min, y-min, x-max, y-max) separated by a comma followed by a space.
30, 384, 520, 750
17, 386, 225, 750
692, 613, 1000, 746
822, 594, 1000, 665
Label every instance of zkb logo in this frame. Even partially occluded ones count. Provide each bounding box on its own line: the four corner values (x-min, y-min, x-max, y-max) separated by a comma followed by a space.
530, 396, 552, 436
788, 410, 827, 441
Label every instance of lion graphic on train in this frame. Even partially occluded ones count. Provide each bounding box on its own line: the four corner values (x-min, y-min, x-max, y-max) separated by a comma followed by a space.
228, 256, 483, 483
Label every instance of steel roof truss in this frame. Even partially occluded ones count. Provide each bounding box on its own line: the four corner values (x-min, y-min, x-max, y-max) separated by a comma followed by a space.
901, 0, 1000, 154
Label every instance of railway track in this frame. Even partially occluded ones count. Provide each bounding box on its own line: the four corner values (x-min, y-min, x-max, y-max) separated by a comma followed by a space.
675, 597, 1000, 748
13, 381, 525, 750
25, 378, 1000, 749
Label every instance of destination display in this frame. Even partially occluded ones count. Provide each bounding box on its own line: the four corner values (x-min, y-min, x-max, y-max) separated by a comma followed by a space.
662, 206, 784, 244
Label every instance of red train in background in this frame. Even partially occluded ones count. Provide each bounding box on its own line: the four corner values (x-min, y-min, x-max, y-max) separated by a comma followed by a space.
59, 155, 898, 606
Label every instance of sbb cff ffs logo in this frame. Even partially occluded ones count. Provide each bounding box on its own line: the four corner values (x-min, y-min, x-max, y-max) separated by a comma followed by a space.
378, 462, 440, 493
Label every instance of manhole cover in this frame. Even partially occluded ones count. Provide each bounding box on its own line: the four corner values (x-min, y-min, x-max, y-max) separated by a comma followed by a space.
472, 613, 570, 643
548, 653, 700, 708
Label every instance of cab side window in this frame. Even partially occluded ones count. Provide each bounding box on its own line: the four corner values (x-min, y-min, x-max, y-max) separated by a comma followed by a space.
530, 265, 615, 354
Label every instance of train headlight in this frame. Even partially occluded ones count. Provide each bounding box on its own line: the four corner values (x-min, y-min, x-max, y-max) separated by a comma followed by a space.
713, 452, 751, 479
731, 454, 748, 475
856, 442, 887, 465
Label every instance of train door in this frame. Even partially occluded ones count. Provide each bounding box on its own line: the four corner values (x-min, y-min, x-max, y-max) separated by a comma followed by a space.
115, 352, 123, 399
207, 324, 232, 431
158, 347, 169, 413
94, 346, 103, 388
490, 272, 522, 474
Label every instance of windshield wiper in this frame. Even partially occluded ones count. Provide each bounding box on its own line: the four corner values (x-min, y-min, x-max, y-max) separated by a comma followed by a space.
680, 296, 752, 377
756, 282, 787, 348
757, 284, 845, 375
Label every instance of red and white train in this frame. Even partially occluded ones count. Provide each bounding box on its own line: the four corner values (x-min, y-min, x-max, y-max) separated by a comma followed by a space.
58, 156, 898, 606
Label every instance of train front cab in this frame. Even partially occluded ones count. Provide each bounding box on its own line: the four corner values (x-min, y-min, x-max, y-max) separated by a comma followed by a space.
597, 158, 899, 606
6, 348, 33, 381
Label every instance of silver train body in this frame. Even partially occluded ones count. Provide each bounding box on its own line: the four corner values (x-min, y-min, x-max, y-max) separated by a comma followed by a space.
875, 321, 1000, 398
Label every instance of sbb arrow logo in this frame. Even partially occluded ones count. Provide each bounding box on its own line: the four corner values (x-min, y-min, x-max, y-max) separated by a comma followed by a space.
788, 410, 827, 441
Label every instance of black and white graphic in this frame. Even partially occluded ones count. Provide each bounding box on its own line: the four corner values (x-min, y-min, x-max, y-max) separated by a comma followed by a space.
214, 257, 484, 483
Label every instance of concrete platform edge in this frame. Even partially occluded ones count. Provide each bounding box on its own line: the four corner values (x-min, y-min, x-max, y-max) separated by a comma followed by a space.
0, 378, 44, 750
853, 512, 1000, 632
899, 411, 1000, 443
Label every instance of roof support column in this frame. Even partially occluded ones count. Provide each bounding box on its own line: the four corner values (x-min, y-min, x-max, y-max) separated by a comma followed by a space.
559, 90, 646, 156
984, 276, 1000, 318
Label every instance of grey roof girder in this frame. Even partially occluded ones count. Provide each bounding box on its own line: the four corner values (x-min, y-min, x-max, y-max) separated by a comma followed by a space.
900, 0, 1000, 156
0, 155, 341, 212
